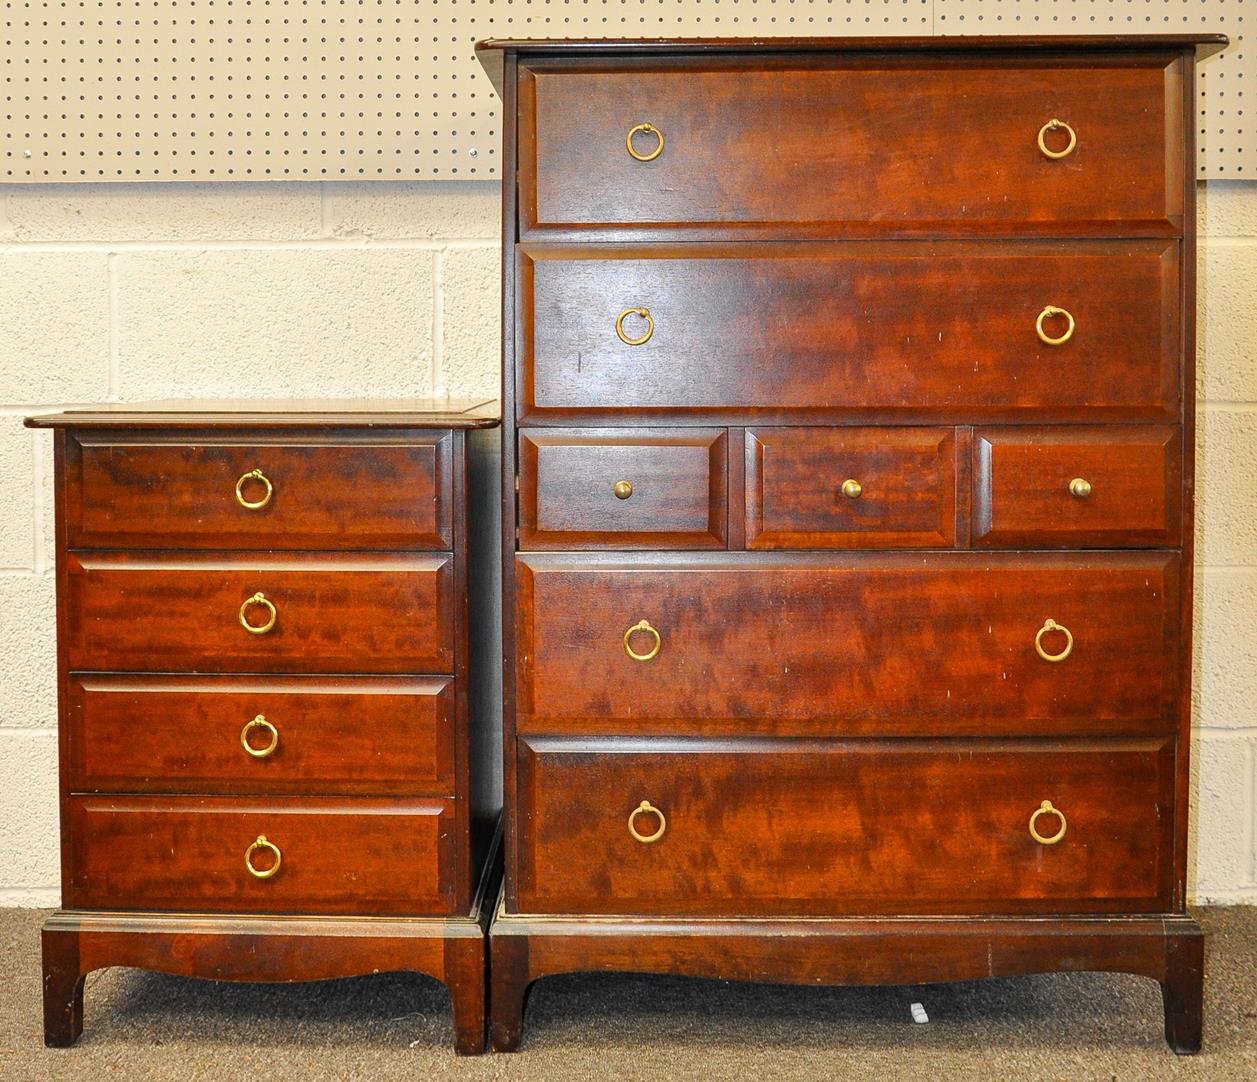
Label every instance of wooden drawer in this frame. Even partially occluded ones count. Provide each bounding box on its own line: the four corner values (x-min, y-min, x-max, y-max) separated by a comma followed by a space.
65, 552, 454, 674
65, 674, 455, 796
519, 428, 727, 549
516, 552, 1179, 737
520, 242, 1179, 423
65, 796, 456, 915
974, 426, 1181, 548
65, 430, 452, 551
521, 58, 1183, 236
745, 427, 958, 549
515, 736, 1176, 916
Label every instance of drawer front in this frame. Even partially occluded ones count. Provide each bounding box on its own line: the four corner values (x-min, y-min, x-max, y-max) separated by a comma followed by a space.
66, 674, 455, 795
974, 426, 1181, 548
67, 431, 452, 550
516, 552, 1179, 737
519, 428, 727, 549
522, 60, 1183, 234
521, 242, 1179, 422
66, 796, 455, 915
65, 552, 454, 674
515, 737, 1176, 916
745, 427, 958, 549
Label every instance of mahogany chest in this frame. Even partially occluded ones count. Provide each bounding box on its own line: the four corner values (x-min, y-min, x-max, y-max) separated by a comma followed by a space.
477, 33, 1226, 1052
27, 400, 502, 1055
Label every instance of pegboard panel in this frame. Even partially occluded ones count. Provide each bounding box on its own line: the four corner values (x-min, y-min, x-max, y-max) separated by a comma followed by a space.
936, 1, 1250, 178
0, 1, 1241, 182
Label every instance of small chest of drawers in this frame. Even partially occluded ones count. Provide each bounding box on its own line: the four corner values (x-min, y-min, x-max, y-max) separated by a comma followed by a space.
479, 32, 1225, 1054
29, 400, 501, 1055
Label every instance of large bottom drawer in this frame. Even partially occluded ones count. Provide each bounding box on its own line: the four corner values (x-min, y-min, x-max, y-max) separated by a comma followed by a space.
66, 796, 457, 915
515, 737, 1176, 916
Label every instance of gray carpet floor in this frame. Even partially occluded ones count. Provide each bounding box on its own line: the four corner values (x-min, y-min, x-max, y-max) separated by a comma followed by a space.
0, 907, 1254, 1081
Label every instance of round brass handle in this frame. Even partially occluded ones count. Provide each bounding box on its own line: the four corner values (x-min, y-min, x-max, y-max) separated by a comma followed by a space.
1035, 618, 1074, 663
841, 479, 863, 500
240, 714, 279, 759
614, 480, 634, 500
1036, 305, 1076, 346
235, 468, 273, 510
1069, 477, 1093, 499
1037, 118, 1077, 160
239, 592, 277, 635
623, 619, 662, 662
1029, 800, 1068, 846
628, 800, 667, 844
244, 834, 282, 878
625, 122, 664, 163
615, 307, 654, 347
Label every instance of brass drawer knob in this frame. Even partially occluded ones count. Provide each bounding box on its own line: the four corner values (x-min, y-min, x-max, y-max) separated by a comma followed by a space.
625, 122, 664, 163
1035, 618, 1074, 663
239, 592, 277, 635
240, 714, 279, 758
1036, 305, 1075, 346
1037, 118, 1077, 160
235, 468, 273, 510
1069, 477, 1092, 499
1029, 800, 1068, 846
623, 619, 662, 662
841, 479, 863, 500
613, 480, 634, 500
616, 306, 654, 346
628, 800, 667, 844
244, 834, 282, 878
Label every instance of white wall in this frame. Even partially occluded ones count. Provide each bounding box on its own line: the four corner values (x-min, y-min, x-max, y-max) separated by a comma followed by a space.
0, 181, 1253, 905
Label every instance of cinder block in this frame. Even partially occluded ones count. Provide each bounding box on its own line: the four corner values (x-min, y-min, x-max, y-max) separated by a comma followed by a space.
4, 183, 322, 241
0, 576, 57, 729
439, 246, 501, 399
0, 732, 60, 890
1200, 180, 1257, 238
1190, 735, 1254, 899
116, 248, 435, 399
1199, 242, 1257, 403
1197, 407, 1257, 567
1194, 571, 1257, 732
0, 252, 110, 403
324, 181, 500, 241
0, 422, 34, 569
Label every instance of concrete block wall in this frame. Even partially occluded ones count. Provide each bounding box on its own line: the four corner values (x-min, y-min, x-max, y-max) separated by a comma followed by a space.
0, 181, 1254, 905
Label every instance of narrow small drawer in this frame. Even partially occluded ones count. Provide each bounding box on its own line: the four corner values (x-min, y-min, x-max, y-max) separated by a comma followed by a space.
65, 430, 452, 550
65, 552, 454, 674
516, 736, 1175, 916
745, 427, 957, 549
518, 428, 727, 549
66, 796, 457, 915
973, 427, 1181, 548
66, 674, 455, 796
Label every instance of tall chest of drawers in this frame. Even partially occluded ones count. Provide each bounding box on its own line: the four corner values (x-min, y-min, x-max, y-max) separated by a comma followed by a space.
28, 401, 502, 1055
478, 34, 1226, 1053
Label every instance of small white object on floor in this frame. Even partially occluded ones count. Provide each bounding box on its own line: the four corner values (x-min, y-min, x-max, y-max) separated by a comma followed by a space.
910, 1002, 929, 1024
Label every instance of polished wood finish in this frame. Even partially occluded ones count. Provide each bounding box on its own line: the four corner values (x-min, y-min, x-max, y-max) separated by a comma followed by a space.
31, 408, 502, 1053
973, 426, 1181, 548
518, 428, 726, 549
520, 242, 1179, 423
745, 427, 958, 549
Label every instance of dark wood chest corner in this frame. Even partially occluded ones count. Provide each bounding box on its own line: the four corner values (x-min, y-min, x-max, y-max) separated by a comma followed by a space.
477, 33, 1223, 1054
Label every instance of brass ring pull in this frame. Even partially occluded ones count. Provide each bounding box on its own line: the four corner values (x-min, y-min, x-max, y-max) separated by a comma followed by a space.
244, 834, 282, 878
1035, 618, 1074, 663
235, 469, 273, 510
841, 479, 863, 500
623, 619, 662, 662
240, 714, 279, 759
1069, 477, 1092, 499
1029, 800, 1068, 845
627, 800, 667, 844
613, 480, 634, 500
1036, 305, 1075, 346
239, 592, 277, 635
616, 307, 654, 346
1037, 118, 1077, 160
626, 122, 664, 163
